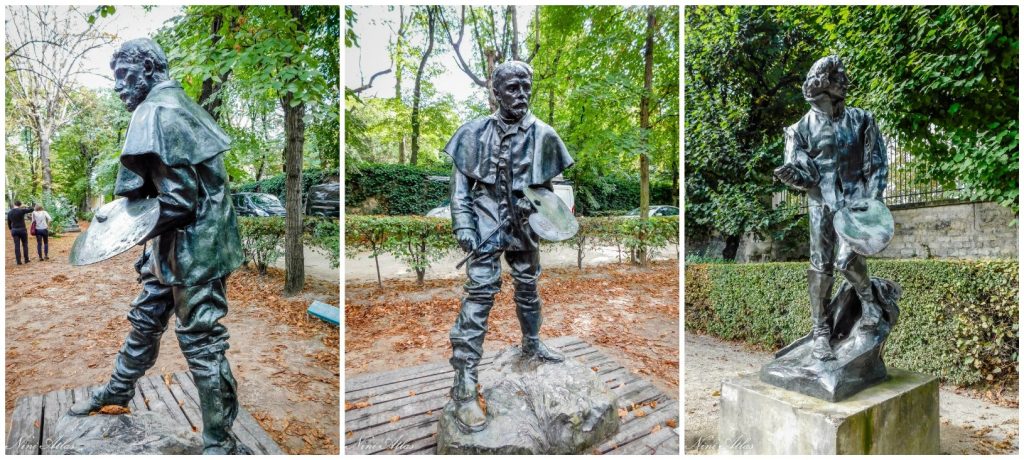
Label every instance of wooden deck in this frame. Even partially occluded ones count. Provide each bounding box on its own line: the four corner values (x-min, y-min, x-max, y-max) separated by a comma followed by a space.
5, 371, 284, 455
345, 336, 679, 454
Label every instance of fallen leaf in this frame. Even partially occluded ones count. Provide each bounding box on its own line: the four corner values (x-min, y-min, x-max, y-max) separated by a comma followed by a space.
618, 408, 628, 418
408, 390, 416, 397
651, 424, 661, 433
389, 415, 400, 424
634, 408, 646, 417
711, 390, 721, 397
666, 419, 677, 428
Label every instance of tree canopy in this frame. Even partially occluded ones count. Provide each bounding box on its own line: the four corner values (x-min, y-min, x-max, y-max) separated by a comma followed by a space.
345, 5, 680, 215
685, 5, 1018, 258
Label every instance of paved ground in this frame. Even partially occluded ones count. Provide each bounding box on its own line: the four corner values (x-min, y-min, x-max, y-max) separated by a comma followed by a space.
344, 244, 679, 283
684, 333, 1019, 454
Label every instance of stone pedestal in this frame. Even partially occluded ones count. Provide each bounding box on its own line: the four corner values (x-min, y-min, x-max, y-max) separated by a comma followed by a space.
436, 345, 619, 454
718, 369, 939, 454
52, 411, 204, 455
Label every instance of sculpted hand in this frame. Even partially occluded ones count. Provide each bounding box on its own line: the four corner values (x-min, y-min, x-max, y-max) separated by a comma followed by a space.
456, 229, 478, 253
774, 163, 810, 188
515, 197, 535, 216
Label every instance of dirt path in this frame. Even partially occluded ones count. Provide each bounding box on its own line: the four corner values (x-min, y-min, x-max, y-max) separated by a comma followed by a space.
684, 333, 1019, 454
345, 260, 680, 400
5, 229, 340, 454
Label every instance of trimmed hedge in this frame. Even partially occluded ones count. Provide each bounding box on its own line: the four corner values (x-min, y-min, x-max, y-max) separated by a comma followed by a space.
685, 259, 1019, 388
347, 215, 678, 284
344, 162, 678, 216
345, 163, 450, 216
238, 215, 341, 274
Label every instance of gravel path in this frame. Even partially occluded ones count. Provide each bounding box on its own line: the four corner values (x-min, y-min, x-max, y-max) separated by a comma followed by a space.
684, 333, 1019, 454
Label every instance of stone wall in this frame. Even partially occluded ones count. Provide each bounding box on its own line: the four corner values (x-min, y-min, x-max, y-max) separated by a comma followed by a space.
876, 201, 1017, 259
687, 201, 1017, 262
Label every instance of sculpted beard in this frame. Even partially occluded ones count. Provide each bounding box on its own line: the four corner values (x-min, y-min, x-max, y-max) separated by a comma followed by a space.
119, 77, 150, 112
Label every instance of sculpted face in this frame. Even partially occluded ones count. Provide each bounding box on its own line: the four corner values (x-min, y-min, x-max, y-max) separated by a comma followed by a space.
825, 65, 849, 101
112, 57, 153, 112
494, 73, 532, 122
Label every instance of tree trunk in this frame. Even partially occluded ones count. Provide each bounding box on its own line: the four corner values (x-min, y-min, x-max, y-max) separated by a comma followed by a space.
723, 234, 741, 260
40, 133, 52, 195
197, 8, 243, 119
637, 7, 656, 268
410, 7, 435, 166
281, 5, 306, 296
396, 8, 406, 165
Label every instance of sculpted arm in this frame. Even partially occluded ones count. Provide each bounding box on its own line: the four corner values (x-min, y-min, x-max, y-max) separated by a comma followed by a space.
450, 165, 477, 251
142, 158, 199, 240
864, 113, 888, 201
776, 125, 819, 191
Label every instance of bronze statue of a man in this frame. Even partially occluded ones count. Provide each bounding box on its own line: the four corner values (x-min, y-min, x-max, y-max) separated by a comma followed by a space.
775, 55, 889, 361
443, 60, 574, 432
68, 38, 247, 454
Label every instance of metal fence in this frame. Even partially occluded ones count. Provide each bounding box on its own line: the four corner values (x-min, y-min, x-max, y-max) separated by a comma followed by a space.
775, 135, 969, 211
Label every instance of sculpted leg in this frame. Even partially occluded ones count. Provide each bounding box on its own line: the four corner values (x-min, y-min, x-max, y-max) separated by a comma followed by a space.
69, 251, 174, 415
449, 251, 502, 432
808, 205, 837, 361
507, 250, 563, 362
837, 247, 882, 330
175, 277, 248, 455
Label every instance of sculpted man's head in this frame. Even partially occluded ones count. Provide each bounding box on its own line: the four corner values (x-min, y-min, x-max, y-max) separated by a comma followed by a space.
802, 55, 848, 102
491, 60, 533, 122
111, 38, 169, 112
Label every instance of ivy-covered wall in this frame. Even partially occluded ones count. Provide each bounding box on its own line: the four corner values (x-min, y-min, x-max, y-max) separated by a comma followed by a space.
685, 259, 1019, 388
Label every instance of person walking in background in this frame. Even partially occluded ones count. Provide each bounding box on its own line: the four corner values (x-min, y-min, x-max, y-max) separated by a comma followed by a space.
31, 204, 52, 261
7, 200, 33, 265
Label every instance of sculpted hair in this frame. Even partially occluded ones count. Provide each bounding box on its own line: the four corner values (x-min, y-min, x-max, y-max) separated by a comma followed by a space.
802, 55, 845, 99
491, 60, 533, 87
110, 38, 169, 77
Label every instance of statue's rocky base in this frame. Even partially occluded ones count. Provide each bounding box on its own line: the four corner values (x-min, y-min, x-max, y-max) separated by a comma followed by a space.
718, 369, 939, 454
760, 278, 901, 401
52, 411, 206, 455
436, 345, 619, 454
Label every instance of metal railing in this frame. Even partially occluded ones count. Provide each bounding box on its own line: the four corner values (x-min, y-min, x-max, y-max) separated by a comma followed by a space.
775, 135, 969, 210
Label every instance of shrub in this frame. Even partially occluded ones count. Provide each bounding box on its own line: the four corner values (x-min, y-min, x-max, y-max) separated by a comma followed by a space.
305, 216, 340, 269
344, 163, 449, 216
685, 259, 1019, 388
345, 215, 455, 286
237, 216, 285, 275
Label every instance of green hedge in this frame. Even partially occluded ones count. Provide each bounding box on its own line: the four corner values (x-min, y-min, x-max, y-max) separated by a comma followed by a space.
346, 215, 678, 285
685, 259, 1019, 388
572, 175, 675, 216
238, 216, 340, 275
345, 163, 450, 216
344, 162, 677, 216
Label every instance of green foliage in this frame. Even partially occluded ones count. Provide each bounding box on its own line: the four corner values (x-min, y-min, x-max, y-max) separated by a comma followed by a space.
304, 216, 340, 269
685, 259, 1020, 388
821, 6, 1018, 212
574, 176, 675, 215
345, 162, 450, 215
237, 216, 286, 275
344, 215, 455, 285
560, 216, 678, 268
24, 193, 76, 236
685, 5, 1020, 256
684, 6, 822, 252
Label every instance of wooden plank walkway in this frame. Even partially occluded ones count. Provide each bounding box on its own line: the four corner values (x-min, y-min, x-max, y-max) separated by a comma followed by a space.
5, 371, 284, 455
344, 336, 679, 455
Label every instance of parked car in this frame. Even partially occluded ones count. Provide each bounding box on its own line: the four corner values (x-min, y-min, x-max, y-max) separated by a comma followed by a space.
623, 205, 679, 218
424, 180, 576, 218
306, 182, 340, 217
233, 192, 286, 217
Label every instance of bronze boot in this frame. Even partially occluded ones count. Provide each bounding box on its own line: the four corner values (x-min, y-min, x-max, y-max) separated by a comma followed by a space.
450, 366, 487, 432
808, 270, 836, 361
516, 294, 564, 362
